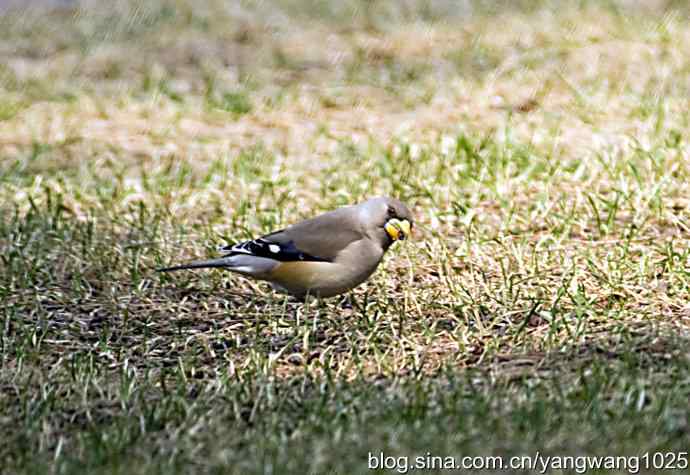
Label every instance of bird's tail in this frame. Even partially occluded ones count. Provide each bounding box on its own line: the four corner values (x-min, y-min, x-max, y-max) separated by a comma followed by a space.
156, 257, 232, 272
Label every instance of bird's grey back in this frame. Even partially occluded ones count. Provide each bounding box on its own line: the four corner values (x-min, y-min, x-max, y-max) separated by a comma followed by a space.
261, 205, 364, 262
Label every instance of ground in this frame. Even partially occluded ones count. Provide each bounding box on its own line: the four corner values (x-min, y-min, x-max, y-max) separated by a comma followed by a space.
1, 0, 689, 473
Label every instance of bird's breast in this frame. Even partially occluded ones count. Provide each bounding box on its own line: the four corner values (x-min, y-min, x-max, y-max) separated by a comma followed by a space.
267, 239, 385, 298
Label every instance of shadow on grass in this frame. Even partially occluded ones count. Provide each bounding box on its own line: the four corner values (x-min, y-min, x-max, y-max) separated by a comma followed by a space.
2, 298, 689, 474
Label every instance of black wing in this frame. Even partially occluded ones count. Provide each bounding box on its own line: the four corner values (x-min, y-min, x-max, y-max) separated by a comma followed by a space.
219, 236, 329, 262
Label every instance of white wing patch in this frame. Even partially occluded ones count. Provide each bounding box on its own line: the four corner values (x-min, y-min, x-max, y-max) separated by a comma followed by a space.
268, 244, 281, 253
225, 242, 253, 255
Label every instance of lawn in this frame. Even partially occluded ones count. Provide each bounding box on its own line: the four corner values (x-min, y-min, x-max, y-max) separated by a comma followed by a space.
1, 0, 689, 473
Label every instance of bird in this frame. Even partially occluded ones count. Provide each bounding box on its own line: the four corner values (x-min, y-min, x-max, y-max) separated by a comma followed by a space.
157, 197, 413, 299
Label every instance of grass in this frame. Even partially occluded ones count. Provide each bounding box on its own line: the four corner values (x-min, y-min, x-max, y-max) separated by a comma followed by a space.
1, 0, 690, 473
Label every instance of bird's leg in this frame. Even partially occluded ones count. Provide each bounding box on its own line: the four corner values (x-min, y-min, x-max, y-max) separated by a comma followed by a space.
292, 292, 319, 359
280, 294, 296, 326
300, 292, 321, 324
312, 295, 323, 335
295, 296, 304, 327
294, 290, 315, 330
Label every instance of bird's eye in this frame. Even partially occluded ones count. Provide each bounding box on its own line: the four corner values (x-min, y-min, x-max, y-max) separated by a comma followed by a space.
387, 206, 396, 217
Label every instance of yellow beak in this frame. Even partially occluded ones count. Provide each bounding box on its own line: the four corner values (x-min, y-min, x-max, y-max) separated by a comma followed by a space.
384, 218, 412, 241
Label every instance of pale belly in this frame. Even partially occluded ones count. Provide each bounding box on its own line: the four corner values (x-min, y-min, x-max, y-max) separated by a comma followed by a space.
268, 260, 381, 298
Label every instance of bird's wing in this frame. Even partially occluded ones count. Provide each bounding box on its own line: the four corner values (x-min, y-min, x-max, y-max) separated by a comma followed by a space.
221, 207, 364, 262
